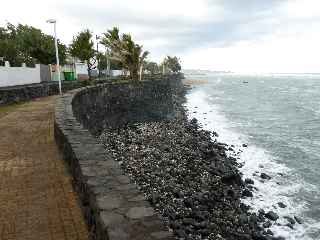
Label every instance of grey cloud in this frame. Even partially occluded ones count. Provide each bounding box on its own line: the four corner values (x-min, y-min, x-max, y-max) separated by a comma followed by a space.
54, 0, 312, 59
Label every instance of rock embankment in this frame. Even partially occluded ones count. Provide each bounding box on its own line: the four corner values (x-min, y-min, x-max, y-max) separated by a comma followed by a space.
100, 117, 285, 240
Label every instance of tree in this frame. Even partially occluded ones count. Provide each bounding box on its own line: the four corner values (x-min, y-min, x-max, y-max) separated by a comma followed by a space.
163, 56, 182, 73
0, 23, 67, 66
0, 23, 22, 66
97, 52, 123, 73
144, 61, 160, 75
101, 27, 149, 81
16, 24, 67, 65
69, 29, 96, 79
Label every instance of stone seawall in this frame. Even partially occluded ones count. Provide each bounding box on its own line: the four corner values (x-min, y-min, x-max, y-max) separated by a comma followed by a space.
0, 81, 87, 106
72, 76, 183, 136
54, 76, 183, 240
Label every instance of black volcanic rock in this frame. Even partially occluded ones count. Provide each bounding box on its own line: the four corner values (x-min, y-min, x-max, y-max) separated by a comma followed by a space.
260, 173, 272, 180
245, 178, 254, 185
99, 115, 283, 239
277, 202, 287, 208
265, 211, 279, 221
294, 216, 302, 224
242, 189, 253, 198
284, 216, 295, 225
263, 221, 272, 228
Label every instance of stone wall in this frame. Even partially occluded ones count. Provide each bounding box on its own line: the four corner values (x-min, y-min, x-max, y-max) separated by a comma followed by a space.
72, 76, 182, 136
54, 76, 183, 240
0, 81, 87, 106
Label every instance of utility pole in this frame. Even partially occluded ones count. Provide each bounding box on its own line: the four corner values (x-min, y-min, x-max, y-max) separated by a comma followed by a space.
96, 35, 100, 80
106, 49, 111, 80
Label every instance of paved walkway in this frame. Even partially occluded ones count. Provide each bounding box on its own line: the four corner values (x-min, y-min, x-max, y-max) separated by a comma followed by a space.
0, 97, 89, 240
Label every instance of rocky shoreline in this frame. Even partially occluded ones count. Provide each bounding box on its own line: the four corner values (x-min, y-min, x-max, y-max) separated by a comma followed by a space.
99, 113, 290, 240
98, 80, 296, 240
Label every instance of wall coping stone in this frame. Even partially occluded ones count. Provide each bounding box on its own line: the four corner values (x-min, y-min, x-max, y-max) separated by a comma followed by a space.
54, 81, 177, 240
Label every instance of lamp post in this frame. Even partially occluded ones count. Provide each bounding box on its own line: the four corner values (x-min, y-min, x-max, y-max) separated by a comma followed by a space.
46, 19, 62, 94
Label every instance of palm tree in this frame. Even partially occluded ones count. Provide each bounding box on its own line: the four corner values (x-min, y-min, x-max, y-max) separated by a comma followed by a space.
101, 27, 149, 82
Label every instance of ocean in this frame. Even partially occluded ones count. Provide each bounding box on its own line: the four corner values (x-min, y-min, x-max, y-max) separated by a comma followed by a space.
184, 73, 320, 240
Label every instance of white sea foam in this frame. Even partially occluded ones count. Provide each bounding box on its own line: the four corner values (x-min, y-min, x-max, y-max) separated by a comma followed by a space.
184, 87, 317, 240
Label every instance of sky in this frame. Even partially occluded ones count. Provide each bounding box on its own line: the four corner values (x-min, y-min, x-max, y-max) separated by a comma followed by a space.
1, 0, 320, 73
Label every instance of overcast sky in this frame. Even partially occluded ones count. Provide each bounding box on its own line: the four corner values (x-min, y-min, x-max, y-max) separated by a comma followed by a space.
1, 0, 320, 73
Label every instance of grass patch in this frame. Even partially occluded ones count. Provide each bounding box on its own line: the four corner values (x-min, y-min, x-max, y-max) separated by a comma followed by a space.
0, 102, 25, 118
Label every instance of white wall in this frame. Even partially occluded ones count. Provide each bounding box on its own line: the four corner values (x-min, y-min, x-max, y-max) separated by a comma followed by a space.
111, 70, 123, 76
0, 63, 41, 87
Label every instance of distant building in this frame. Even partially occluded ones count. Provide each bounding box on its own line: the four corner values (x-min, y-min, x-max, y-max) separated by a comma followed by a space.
51, 57, 90, 81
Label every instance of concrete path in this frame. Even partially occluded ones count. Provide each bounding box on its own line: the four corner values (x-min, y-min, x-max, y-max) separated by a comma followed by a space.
0, 97, 89, 240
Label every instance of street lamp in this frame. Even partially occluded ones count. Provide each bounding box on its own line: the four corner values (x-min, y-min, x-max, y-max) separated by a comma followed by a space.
46, 19, 62, 94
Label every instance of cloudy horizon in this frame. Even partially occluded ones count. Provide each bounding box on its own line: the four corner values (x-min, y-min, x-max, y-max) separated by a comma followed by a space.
1, 0, 320, 73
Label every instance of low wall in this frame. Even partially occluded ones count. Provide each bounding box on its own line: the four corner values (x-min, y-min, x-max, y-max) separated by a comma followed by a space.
0, 81, 87, 106
54, 77, 183, 240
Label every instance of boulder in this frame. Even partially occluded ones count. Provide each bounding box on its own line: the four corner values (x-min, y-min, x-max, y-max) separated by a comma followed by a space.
294, 216, 303, 224
242, 189, 253, 198
245, 178, 254, 185
265, 211, 279, 221
284, 216, 295, 225
277, 202, 287, 208
260, 173, 272, 180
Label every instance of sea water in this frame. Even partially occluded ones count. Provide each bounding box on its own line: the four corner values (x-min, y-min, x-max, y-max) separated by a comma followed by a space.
185, 73, 320, 240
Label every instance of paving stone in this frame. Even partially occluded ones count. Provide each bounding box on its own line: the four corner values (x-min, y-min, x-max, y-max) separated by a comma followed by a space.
99, 160, 119, 168
116, 183, 137, 191
108, 226, 130, 240
117, 175, 131, 184
129, 194, 146, 202
100, 211, 125, 227
126, 207, 155, 219
97, 195, 122, 210
96, 168, 111, 176
0, 97, 89, 240
151, 231, 173, 239
87, 178, 101, 187
81, 166, 97, 177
